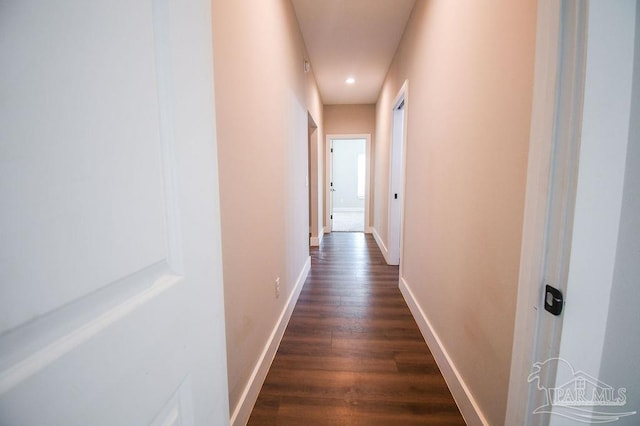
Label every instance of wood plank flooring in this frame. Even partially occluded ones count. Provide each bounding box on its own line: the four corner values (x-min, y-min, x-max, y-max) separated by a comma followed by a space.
247, 232, 466, 425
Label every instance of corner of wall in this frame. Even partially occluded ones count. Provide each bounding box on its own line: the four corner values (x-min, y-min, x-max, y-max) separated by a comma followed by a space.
371, 227, 391, 264
229, 257, 311, 426
399, 277, 489, 426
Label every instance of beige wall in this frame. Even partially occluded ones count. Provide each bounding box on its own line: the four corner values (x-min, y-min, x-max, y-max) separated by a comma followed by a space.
324, 104, 376, 135
323, 104, 376, 228
374, 1, 537, 424
211, 0, 323, 415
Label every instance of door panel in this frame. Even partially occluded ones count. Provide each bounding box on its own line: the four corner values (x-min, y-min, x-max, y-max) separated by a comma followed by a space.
0, 0, 229, 424
0, 0, 169, 335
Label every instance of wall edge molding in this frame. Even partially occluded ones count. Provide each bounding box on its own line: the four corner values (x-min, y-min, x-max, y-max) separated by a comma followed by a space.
229, 256, 311, 426
371, 227, 391, 264
399, 277, 489, 426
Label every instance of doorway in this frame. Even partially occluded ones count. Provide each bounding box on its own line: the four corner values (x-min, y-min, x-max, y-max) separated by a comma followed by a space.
387, 83, 407, 265
307, 113, 321, 246
506, 2, 640, 423
326, 134, 371, 233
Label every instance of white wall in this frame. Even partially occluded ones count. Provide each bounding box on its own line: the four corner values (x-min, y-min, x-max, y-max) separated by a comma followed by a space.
550, 0, 636, 407
598, 9, 640, 422
550, 2, 639, 424
599, 56, 640, 423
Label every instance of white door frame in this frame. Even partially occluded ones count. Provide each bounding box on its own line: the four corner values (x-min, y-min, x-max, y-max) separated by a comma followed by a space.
387, 81, 408, 266
307, 113, 321, 246
506, 1, 588, 423
325, 134, 371, 233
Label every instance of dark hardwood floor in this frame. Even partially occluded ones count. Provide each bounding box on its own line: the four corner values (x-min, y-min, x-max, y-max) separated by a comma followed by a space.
247, 232, 466, 425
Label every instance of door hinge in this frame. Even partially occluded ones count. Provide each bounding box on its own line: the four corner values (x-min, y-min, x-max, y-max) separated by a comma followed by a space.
330, 214, 333, 219
331, 148, 333, 153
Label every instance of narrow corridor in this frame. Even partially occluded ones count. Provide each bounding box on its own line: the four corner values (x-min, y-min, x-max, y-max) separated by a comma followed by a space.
248, 233, 465, 425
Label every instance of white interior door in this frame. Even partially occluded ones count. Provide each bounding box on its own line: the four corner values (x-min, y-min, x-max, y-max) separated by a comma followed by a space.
388, 91, 407, 265
0, 1, 229, 424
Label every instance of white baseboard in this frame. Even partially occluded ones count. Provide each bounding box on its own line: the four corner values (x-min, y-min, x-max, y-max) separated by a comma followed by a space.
230, 257, 311, 426
310, 229, 325, 247
372, 227, 391, 264
399, 277, 489, 426
324, 225, 330, 234
365, 226, 373, 234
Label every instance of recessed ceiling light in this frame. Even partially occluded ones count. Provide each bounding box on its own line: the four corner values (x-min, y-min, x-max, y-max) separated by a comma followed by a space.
345, 77, 355, 84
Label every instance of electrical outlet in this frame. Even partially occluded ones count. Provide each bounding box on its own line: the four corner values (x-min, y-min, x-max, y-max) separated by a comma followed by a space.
275, 277, 280, 298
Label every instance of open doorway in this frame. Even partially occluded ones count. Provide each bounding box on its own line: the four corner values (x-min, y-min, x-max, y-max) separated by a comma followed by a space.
307, 113, 321, 246
326, 134, 371, 233
387, 83, 407, 265
331, 138, 366, 231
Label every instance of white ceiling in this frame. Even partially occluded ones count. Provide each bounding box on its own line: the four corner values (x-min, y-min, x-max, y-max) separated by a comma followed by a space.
291, 0, 416, 105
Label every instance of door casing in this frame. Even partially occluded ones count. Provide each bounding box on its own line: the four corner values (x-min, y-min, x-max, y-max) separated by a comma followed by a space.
506, 1, 637, 424
387, 81, 408, 267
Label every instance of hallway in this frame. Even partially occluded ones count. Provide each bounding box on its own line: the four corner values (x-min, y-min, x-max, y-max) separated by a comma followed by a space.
248, 233, 465, 425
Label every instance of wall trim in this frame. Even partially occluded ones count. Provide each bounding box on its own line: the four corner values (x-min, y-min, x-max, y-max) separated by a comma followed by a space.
229, 256, 311, 426
506, 2, 589, 424
399, 277, 489, 426
371, 227, 391, 264
365, 226, 373, 234
310, 231, 324, 247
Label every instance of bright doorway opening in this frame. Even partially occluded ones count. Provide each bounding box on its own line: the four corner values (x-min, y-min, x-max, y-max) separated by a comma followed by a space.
327, 135, 371, 233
